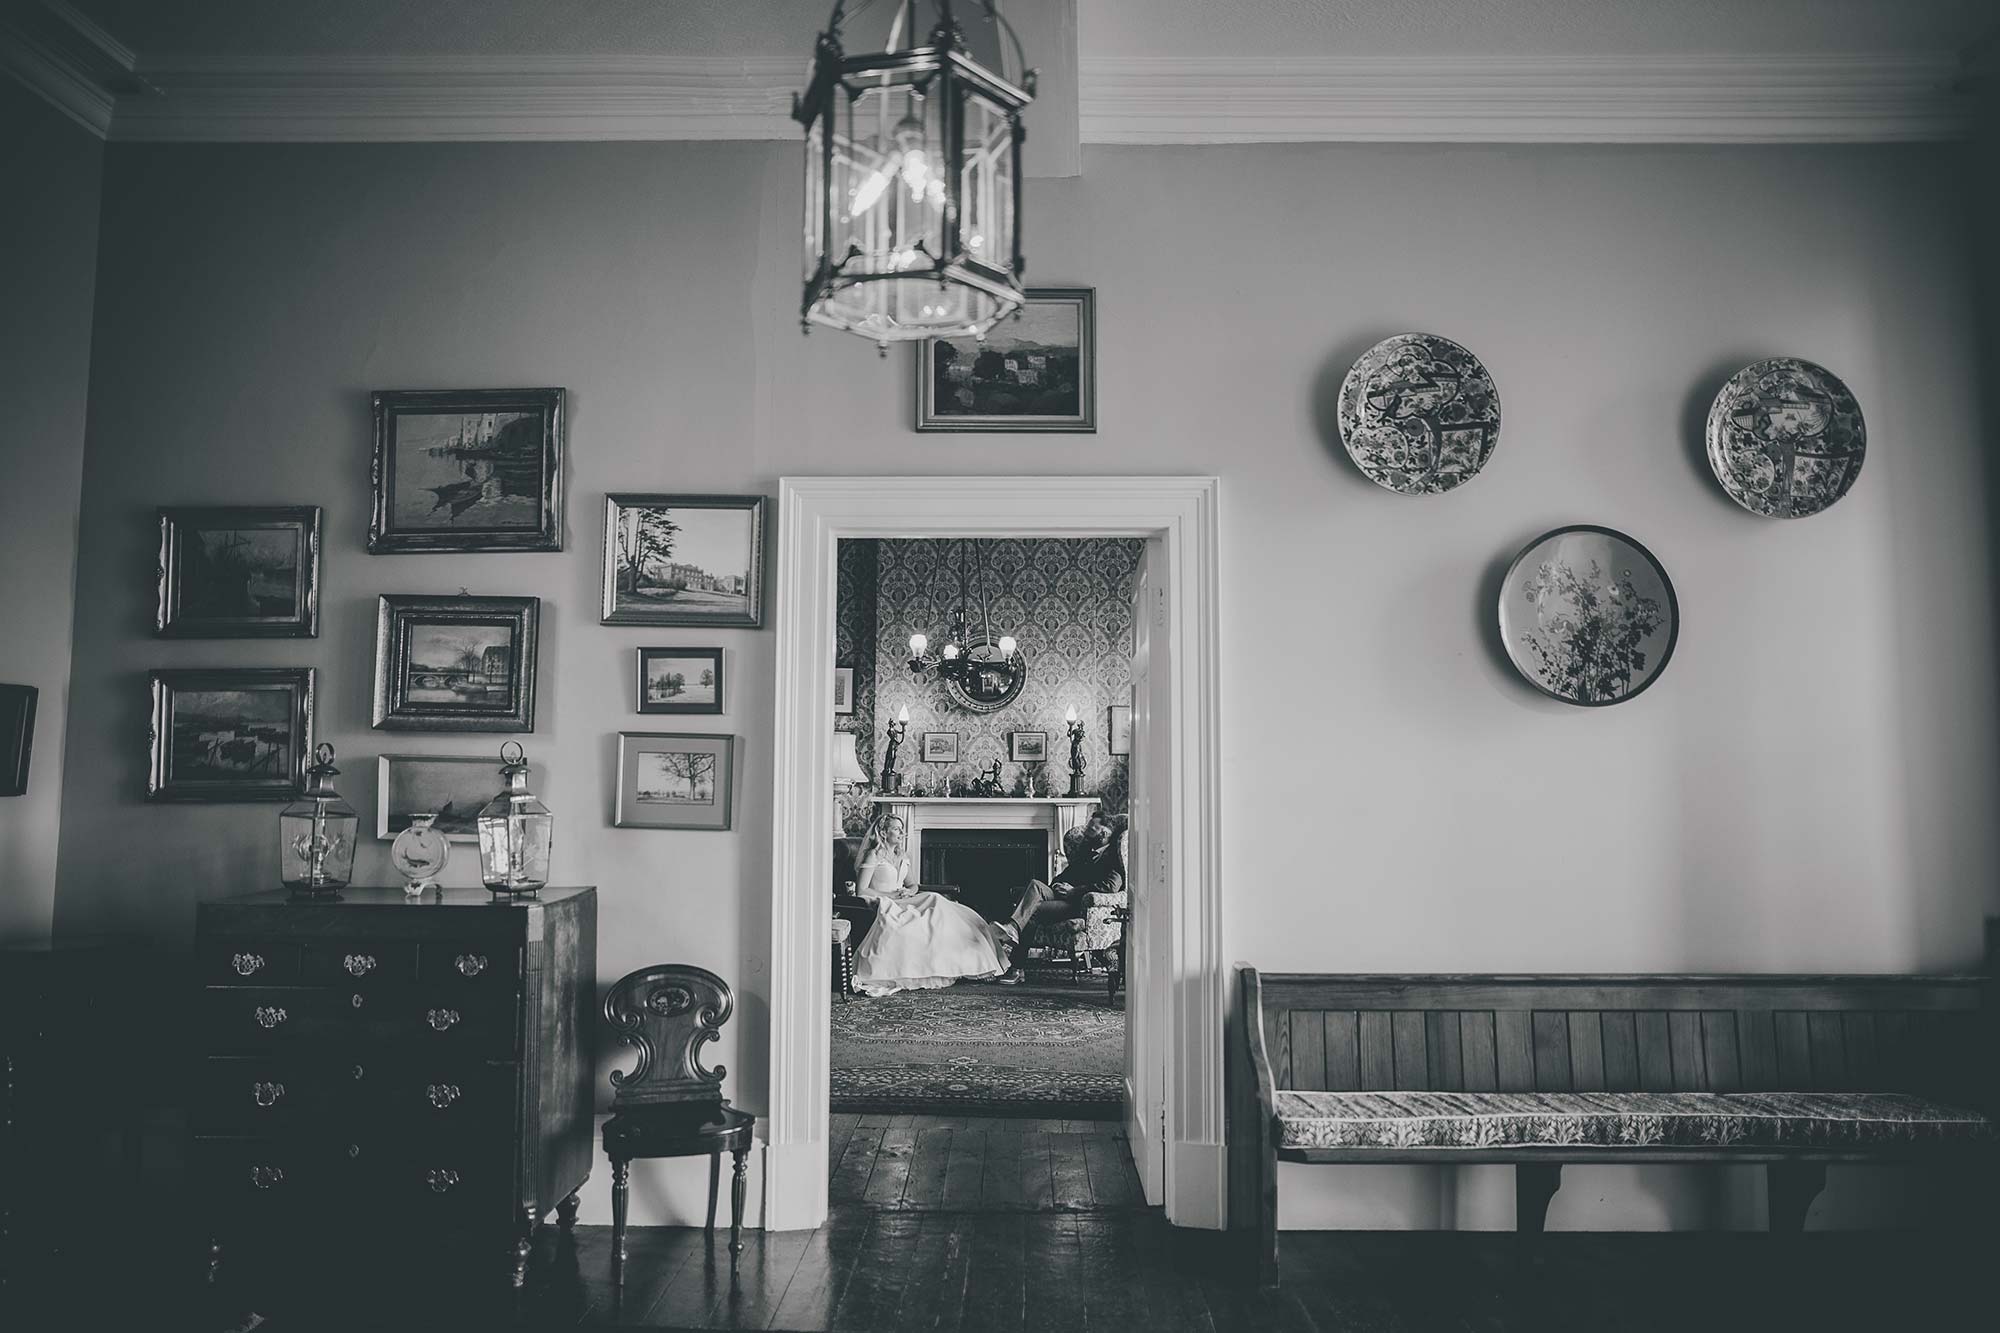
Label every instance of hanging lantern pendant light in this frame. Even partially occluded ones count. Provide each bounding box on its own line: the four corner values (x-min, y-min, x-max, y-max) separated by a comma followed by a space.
796, 0, 1036, 351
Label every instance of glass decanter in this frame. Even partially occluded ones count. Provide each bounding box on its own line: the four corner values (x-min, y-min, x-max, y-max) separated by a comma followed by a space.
279, 743, 357, 897
475, 741, 551, 899
391, 812, 451, 898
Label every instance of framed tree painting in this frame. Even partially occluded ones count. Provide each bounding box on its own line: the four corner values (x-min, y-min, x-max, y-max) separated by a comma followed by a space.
601, 493, 767, 628
637, 647, 724, 715
916, 288, 1096, 433
615, 732, 734, 831
369, 388, 564, 553
147, 668, 314, 801
372, 594, 540, 732
157, 506, 321, 638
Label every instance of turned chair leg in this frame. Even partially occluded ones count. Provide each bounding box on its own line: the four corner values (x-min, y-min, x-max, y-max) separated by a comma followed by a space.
557, 1186, 582, 1232
730, 1146, 749, 1268
707, 1151, 722, 1236
611, 1157, 631, 1286
207, 1237, 223, 1286
511, 1204, 537, 1289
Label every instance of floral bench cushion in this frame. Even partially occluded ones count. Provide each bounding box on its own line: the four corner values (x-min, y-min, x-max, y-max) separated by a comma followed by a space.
1273, 1090, 1993, 1152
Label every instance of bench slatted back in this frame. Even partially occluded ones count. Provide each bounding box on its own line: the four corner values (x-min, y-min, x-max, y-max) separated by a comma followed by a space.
1256, 975, 1986, 1105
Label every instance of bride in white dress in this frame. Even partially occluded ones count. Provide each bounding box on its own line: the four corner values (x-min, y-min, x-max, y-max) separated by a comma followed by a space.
848, 815, 1007, 997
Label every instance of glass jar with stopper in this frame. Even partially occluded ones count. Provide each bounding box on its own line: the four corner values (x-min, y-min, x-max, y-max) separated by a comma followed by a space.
476, 741, 552, 898
279, 743, 357, 897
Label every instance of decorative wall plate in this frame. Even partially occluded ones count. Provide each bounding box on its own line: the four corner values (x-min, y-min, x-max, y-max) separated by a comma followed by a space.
1499, 526, 1678, 707
1337, 333, 1501, 495
1705, 358, 1865, 518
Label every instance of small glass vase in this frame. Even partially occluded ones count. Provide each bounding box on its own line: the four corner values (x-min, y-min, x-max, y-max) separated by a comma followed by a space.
391, 813, 451, 898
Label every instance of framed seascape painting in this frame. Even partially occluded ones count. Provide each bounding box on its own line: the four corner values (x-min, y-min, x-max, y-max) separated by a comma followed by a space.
916, 288, 1096, 433
148, 668, 314, 802
601, 494, 768, 628
369, 389, 564, 553
921, 732, 960, 764
373, 594, 540, 732
637, 647, 725, 715
157, 506, 321, 638
377, 753, 520, 842
615, 732, 734, 831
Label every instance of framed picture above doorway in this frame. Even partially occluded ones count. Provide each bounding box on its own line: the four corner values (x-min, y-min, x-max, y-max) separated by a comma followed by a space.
916, 288, 1097, 433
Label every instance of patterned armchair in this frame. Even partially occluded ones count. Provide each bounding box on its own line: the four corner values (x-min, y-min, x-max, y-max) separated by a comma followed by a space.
1024, 821, 1129, 976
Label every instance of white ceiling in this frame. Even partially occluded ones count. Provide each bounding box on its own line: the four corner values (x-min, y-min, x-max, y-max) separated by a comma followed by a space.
68, 0, 2000, 61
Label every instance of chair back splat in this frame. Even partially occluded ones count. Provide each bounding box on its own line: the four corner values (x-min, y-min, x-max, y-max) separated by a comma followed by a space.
603, 964, 733, 1109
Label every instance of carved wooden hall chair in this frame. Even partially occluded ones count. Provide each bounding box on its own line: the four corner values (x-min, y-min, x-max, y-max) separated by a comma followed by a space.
601, 964, 756, 1284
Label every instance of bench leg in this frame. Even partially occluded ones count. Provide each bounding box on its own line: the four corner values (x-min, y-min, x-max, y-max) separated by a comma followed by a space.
1767, 1162, 1825, 1234
1515, 1164, 1562, 1272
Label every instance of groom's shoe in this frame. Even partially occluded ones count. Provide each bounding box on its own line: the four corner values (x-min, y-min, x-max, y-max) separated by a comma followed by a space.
995, 967, 1025, 985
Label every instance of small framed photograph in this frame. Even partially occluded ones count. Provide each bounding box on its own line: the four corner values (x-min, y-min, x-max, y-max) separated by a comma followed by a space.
921, 732, 960, 764
1009, 731, 1048, 762
373, 594, 539, 732
1108, 704, 1133, 757
369, 388, 564, 553
148, 668, 314, 802
157, 506, 321, 638
601, 493, 767, 628
833, 667, 855, 716
615, 732, 734, 831
0, 684, 37, 797
377, 753, 518, 842
917, 287, 1096, 433
638, 647, 724, 715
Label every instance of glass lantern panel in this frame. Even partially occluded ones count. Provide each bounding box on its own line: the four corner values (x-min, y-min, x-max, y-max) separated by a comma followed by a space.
958, 91, 1015, 275
478, 795, 552, 892
803, 118, 825, 286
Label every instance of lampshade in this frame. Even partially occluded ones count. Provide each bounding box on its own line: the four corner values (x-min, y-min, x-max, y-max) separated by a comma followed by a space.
832, 731, 869, 787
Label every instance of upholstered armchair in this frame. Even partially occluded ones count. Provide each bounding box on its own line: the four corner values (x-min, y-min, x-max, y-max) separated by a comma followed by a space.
1024, 821, 1129, 976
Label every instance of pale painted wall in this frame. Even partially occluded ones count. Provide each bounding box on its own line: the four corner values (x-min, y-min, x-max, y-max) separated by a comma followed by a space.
56, 139, 1996, 1227
0, 78, 101, 942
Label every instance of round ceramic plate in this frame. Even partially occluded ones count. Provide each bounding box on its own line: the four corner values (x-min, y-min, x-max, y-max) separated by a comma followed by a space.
1337, 333, 1501, 495
1499, 526, 1678, 707
1705, 358, 1865, 518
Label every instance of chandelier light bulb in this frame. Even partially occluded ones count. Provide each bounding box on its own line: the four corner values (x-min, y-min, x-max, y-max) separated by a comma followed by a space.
909, 632, 927, 655
997, 635, 1017, 658
942, 643, 959, 660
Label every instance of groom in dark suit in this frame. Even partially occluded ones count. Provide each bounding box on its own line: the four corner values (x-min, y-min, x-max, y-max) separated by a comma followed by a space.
993, 813, 1127, 983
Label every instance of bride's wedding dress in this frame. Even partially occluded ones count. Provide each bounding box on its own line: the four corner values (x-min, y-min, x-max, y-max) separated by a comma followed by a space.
850, 854, 1007, 997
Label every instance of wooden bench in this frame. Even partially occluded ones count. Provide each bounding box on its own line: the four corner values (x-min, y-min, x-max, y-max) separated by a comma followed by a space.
1227, 963, 1996, 1289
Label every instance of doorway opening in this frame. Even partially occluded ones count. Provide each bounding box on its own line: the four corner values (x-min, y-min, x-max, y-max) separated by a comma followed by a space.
765, 476, 1224, 1233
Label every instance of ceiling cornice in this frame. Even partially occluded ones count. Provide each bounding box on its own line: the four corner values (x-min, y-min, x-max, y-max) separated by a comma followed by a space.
7, 43, 1975, 146
1078, 54, 1974, 144
0, 0, 138, 137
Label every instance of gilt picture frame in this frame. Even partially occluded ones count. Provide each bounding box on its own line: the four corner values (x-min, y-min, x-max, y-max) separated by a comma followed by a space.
372, 594, 539, 732
147, 667, 314, 802
156, 506, 322, 638
368, 388, 564, 553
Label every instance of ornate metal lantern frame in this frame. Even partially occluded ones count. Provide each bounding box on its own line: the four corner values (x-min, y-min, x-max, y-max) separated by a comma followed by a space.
795, 0, 1036, 349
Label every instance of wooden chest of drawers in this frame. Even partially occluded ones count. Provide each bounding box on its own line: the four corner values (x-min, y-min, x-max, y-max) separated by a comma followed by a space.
193, 886, 596, 1288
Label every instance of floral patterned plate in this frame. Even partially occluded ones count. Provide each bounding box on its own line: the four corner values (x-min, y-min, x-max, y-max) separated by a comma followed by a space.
1337, 333, 1501, 495
1499, 526, 1678, 707
1705, 358, 1865, 518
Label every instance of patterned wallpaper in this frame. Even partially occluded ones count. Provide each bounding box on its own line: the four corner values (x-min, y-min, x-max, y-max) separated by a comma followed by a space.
835, 539, 879, 835
834, 538, 1141, 834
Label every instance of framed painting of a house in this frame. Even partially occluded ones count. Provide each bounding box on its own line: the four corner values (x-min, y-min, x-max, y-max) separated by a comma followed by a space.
916, 288, 1096, 433
601, 493, 768, 628
368, 388, 565, 553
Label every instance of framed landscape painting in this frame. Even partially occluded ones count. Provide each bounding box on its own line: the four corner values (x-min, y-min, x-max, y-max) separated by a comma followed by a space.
157, 506, 321, 638
1009, 731, 1048, 762
637, 647, 724, 715
916, 288, 1096, 433
921, 732, 960, 764
148, 668, 314, 802
373, 594, 540, 732
615, 732, 734, 830
369, 388, 564, 553
376, 753, 517, 842
601, 493, 767, 628
833, 666, 855, 716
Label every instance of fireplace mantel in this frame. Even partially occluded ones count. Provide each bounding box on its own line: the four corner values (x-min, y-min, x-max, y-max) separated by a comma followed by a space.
869, 796, 1100, 881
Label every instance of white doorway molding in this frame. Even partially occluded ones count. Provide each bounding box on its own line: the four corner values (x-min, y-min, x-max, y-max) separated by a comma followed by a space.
766, 475, 1224, 1230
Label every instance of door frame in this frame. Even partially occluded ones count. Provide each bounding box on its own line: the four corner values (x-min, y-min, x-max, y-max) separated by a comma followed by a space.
765, 475, 1224, 1230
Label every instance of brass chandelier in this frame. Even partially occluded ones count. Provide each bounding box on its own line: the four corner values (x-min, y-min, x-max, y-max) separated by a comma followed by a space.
794, 0, 1036, 350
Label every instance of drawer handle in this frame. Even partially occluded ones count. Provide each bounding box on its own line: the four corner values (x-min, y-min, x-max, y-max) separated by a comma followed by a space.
454, 953, 488, 979
253, 1005, 288, 1030
352, 1063, 365, 1081
426, 1007, 460, 1032
343, 953, 377, 977
252, 1080, 285, 1108
251, 1165, 285, 1190
426, 1082, 462, 1110
428, 1168, 460, 1194
351, 992, 365, 1009
231, 952, 265, 977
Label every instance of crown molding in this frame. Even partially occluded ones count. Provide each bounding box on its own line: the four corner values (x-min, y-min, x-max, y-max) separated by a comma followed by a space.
9, 44, 1973, 145
112, 54, 804, 142
1077, 54, 1973, 144
0, 0, 138, 137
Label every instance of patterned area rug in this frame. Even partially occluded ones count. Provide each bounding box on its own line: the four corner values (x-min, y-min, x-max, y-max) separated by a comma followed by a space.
831, 982, 1125, 1116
